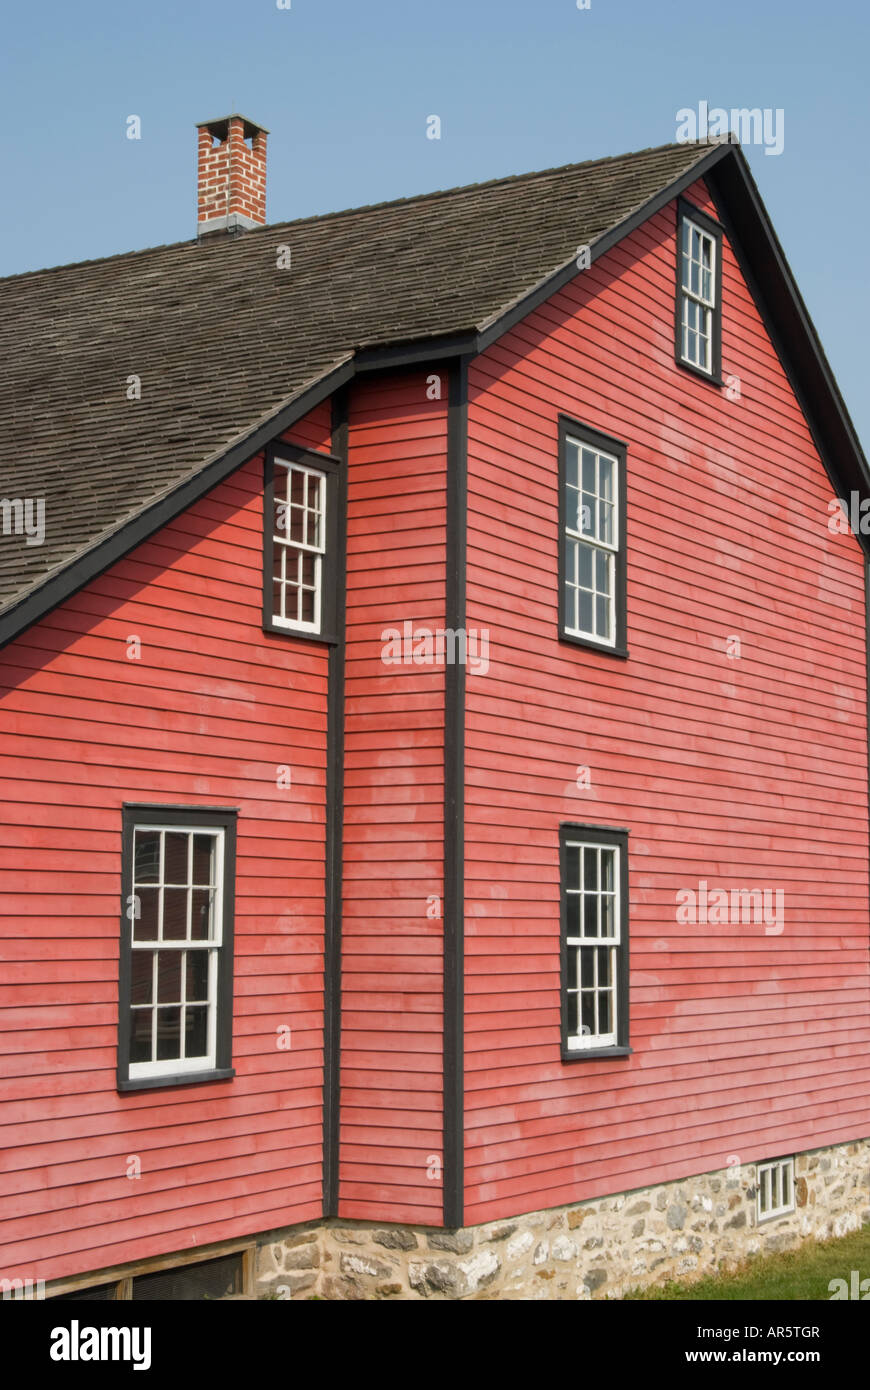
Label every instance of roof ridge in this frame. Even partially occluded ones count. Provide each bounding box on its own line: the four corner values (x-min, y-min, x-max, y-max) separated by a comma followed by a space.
0, 139, 715, 285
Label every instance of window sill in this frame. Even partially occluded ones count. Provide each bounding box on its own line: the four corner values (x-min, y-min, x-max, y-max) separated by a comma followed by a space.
262, 619, 339, 645
675, 356, 724, 388
117, 1067, 235, 1093
560, 1046, 632, 1063
560, 629, 628, 659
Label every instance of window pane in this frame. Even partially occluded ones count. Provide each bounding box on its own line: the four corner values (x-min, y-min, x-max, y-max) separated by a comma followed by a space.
191, 888, 215, 940
600, 893, 615, 936
289, 502, 304, 544
578, 590, 593, 633
598, 456, 614, 502
309, 483, 324, 549
597, 946, 612, 986
582, 893, 598, 936
131, 951, 153, 1005
580, 948, 594, 988
581, 449, 596, 493
134, 831, 160, 884
134, 888, 159, 942
163, 887, 188, 940
598, 989, 612, 1034
583, 849, 598, 891
156, 951, 182, 1004
155, 1007, 182, 1062
164, 833, 189, 885
185, 951, 210, 1002
601, 849, 615, 892
130, 1008, 152, 1063
577, 542, 593, 589
192, 835, 215, 886
184, 1006, 209, 1059
595, 594, 609, 638
580, 992, 595, 1037
595, 548, 609, 591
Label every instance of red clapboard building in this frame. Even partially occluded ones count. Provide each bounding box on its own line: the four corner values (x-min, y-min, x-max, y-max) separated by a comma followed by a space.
1, 117, 868, 1301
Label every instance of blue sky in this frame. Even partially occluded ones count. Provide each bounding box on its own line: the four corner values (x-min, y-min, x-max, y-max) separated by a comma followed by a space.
2, 0, 867, 444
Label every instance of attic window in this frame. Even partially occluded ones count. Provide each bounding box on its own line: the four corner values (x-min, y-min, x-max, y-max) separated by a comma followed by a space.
263, 445, 341, 641
675, 200, 723, 382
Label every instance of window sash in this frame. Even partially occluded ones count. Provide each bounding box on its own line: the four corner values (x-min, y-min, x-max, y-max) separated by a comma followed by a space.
680, 217, 716, 372
757, 1158, 795, 1220
128, 825, 224, 1080
563, 436, 619, 646
681, 219, 716, 308
271, 461, 327, 633
564, 840, 621, 1050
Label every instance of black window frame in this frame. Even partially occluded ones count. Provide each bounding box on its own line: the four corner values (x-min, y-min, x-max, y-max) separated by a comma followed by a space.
558, 415, 628, 657
674, 197, 724, 385
262, 442, 342, 643
559, 823, 631, 1062
117, 804, 238, 1093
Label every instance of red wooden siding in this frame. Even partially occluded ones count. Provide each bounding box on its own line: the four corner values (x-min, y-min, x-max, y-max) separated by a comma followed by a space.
0, 406, 333, 1284
463, 177, 870, 1224
339, 371, 448, 1222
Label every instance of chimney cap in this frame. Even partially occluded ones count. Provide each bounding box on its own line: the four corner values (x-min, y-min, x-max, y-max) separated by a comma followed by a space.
196, 114, 270, 138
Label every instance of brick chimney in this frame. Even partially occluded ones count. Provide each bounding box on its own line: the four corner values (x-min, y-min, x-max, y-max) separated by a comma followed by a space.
196, 114, 269, 238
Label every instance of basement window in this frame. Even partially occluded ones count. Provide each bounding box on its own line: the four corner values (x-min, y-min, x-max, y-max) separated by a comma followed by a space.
757, 1157, 795, 1221
675, 199, 723, 382
559, 417, 627, 655
117, 805, 237, 1091
263, 444, 340, 640
47, 1249, 251, 1301
560, 825, 631, 1060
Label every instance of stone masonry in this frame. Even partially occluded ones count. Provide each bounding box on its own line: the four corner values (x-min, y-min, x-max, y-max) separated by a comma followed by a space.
253, 1137, 870, 1300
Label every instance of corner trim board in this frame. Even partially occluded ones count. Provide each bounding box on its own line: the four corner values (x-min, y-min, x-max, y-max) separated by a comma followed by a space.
443, 356, 468, 1228
322, 389, 349, 1217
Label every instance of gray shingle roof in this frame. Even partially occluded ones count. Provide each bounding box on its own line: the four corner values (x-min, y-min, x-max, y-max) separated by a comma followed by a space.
0, 140, 731, 621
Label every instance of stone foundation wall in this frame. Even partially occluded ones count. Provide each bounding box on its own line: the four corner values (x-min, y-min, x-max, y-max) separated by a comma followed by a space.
254, 1138, 870, 1300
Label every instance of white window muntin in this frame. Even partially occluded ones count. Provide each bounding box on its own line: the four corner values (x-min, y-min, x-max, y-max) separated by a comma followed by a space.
564, 436, 618, 645
129, 825, 224, 1080
565, 840, 620, 1050
272, 460, 326, 633
756, 1157, 795, 1221
681, 217, 716, 372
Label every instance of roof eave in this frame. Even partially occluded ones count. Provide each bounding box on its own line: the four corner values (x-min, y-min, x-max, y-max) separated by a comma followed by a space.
2, 140, 867, 648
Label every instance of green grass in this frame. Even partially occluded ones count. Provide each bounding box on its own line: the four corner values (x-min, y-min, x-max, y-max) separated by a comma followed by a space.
625, 1222, 870, 1300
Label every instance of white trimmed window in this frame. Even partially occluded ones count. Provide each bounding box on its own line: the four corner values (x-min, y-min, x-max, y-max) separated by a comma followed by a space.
676, 201, 722, 380
128, 825, 224, 1079
562, 830, 628, 1053
271, 460, 326, 632
680, 217, 716, 371
563, 435, 619, 645
757, 1157, 795, 1221
118, 807, 238, 1090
